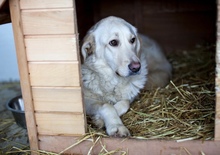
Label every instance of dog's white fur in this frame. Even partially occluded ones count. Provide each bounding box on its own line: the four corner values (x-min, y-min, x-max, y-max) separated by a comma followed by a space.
81, 16, 172, 137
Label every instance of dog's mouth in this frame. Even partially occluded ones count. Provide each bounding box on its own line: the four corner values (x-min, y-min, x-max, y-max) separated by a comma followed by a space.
129, 70, 141, 76
115, 70, 140, 77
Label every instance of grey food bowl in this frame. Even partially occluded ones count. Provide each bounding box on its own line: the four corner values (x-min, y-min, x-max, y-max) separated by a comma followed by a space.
6, 95, 26, 129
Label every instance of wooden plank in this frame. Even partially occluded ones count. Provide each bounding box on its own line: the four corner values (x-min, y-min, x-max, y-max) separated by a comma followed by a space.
28, 62, 80, 87
20, 0, 73, 9
32, 87, 83, 112
21, 9, 75, 35
35, 113, 86, 135
216, 24, 220, 140
25, 35, 78, 61
9, 0, 39, 151
38, 136, 220, 155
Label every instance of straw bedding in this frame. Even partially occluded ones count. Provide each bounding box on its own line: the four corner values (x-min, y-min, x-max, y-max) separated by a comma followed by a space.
88, 45, 216, 141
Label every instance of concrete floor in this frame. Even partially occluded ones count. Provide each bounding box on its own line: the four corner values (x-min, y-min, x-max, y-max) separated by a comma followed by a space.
0, 81, 29, 154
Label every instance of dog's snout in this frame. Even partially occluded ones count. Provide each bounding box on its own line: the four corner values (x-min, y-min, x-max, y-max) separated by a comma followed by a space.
128, 61, 141, 73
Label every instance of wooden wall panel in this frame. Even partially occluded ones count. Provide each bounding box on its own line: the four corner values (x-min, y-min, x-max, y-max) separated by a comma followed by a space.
21, 9, 75, 35
28, 62, 80, 87
20, 0, 73, 9
35, 113, 85, 135
32, 87, 83, 112
25, 35, 78, 61
10, 0, 86, 151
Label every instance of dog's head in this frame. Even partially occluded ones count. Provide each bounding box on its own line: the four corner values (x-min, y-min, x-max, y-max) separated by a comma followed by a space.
81, 16, 142, 77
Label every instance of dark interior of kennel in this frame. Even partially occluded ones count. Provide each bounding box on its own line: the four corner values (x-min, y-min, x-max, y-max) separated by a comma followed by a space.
76, 0, 217, 52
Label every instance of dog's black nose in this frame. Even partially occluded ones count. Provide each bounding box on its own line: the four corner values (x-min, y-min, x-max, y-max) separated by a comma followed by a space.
128, 61, 141, 73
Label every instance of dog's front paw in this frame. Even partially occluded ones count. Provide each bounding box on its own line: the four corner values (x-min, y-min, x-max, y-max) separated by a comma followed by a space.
106, 124, 130, 137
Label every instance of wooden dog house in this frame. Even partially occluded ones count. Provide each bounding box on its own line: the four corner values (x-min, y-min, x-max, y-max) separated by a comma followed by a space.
1, 0, 220, 154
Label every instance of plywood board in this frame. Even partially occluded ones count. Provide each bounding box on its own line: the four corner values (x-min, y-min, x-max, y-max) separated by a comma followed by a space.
25, 35, 78, 61
28, 62, 80, 87
32, 87, 83, 112
21, 9, 75, 35
20, 0, 73, 9
35, 113, 86, 135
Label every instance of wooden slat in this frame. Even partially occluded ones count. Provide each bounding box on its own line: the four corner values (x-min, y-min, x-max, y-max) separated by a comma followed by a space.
35, 113, 86, 135
32, 87, 83, 112
21, 9, 75, 35
9, 0, 39, 151
20, 0, 73, 9
25, 35, 78, 61
28, 62, 80, 87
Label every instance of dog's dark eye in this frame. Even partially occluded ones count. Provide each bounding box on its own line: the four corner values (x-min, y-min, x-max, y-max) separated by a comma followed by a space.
130, 37, 136, 44
109, 40, 119, 46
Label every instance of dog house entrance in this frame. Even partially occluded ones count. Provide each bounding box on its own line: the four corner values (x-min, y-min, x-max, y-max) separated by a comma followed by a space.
75, 0, 216, 140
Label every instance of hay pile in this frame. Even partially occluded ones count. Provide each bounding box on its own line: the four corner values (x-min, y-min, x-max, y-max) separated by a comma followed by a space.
89, 45, 216, 141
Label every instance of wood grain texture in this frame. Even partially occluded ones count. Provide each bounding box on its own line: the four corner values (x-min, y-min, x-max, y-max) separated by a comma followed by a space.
9, 0, 39, 151
20, 0, 73, 9
28, 62, 80, 87
21, 9, 75, 35
25, 35, 78, 61
35, 113, 86, 135
32, 87, 83, 112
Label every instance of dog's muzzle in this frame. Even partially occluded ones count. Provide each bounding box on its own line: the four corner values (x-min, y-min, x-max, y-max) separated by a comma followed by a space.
128, 61, 141, 75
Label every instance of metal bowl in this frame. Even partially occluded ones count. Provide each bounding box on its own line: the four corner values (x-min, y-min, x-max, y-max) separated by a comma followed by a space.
6, 95, 26, 129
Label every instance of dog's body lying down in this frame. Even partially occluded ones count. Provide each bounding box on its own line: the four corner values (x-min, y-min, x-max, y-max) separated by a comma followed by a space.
81, 16, 172, 137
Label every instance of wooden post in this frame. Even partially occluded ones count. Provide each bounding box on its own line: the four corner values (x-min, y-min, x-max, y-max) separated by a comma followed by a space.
215, 0, 220, 141
9, 0, 39, 151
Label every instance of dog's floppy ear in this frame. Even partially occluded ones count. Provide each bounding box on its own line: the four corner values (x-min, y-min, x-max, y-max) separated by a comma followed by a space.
81, 33, 96, 61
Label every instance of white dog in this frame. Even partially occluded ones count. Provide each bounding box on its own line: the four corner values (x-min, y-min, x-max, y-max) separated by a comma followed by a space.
81, 16, 172, 137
